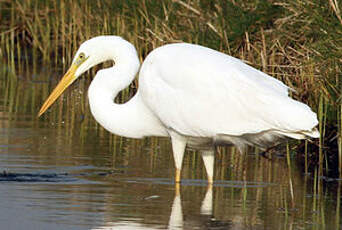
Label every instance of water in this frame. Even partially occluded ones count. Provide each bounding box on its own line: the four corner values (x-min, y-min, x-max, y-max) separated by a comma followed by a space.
0, 68, 341, 230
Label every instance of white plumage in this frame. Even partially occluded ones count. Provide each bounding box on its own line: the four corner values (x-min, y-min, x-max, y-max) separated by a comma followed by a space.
38, 36, 319, 184
140, 43, 318, 137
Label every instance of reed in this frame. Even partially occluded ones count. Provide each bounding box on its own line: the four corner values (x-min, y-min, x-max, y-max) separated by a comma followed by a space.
339, 106, 342, 177
0, 0, 341, 176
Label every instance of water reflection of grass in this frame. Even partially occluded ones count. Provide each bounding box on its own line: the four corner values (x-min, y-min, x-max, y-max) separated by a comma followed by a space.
0, 1, 341, 176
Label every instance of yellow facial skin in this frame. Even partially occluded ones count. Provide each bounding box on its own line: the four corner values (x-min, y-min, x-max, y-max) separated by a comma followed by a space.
38, 53, 88, 117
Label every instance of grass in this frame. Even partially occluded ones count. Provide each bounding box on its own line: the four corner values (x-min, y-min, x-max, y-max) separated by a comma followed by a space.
0, 0, 341, 176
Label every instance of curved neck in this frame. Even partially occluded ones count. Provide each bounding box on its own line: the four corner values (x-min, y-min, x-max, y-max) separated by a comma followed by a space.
87, 41, 167, 138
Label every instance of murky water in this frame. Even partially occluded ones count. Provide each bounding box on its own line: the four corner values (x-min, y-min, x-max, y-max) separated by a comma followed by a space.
0, 68, 341, 230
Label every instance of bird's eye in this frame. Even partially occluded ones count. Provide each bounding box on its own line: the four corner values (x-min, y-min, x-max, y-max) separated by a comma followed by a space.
79, 52, 85, 59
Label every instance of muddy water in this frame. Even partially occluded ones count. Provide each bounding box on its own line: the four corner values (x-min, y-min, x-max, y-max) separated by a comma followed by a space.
0, 68, 341, 230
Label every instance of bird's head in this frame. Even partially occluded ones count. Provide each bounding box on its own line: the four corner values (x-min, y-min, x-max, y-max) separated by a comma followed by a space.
37, 36, 122, 117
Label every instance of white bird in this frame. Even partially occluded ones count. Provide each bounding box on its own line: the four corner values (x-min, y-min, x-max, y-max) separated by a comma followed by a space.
38, 36, 319, 184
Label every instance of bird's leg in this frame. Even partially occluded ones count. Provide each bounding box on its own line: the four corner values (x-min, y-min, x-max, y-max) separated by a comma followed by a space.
201, 149, 215, 184
170, 131, 187, 183
175, 169, 181, 184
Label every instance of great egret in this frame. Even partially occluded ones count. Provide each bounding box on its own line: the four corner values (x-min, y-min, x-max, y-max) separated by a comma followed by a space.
38, 36, 319, 184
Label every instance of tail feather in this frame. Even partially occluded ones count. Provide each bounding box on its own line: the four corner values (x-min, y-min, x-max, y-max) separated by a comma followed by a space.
301, 127, 320, 138
276, 127, 320, 140
217, 127, 320, 154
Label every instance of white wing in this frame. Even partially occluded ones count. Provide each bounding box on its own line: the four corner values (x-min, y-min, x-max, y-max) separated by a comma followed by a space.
139, 43, 318, 138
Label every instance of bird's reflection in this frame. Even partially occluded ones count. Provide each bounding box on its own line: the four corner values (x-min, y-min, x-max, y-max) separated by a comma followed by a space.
168, 184, 183, 229
200, 184, 213, 216
173, 184, 232, 230
93, 184, 233, 230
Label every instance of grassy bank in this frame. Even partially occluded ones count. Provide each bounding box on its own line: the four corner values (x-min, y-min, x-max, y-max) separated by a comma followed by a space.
0, 0, 341, 177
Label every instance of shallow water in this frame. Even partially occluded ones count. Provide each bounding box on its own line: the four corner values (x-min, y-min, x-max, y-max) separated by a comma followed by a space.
0, 68, 341, 230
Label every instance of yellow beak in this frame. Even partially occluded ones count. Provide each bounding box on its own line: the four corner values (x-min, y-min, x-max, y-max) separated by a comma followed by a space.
38, 64, 78, 117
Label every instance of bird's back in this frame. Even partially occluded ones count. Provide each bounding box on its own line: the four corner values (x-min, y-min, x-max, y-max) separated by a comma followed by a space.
141, 43, 290, 95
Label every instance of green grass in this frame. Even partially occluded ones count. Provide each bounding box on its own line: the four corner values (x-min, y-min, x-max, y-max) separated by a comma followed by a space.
0, 0, 341, 176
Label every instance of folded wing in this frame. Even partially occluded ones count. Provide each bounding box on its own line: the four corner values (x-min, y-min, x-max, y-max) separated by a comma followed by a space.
139, 43, 318, 139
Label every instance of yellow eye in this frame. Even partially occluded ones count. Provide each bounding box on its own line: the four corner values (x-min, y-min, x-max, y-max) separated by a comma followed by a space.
79, 52, 85, 59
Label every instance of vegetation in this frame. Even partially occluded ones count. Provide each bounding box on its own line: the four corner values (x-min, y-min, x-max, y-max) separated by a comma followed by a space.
0, 0, 341, 177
